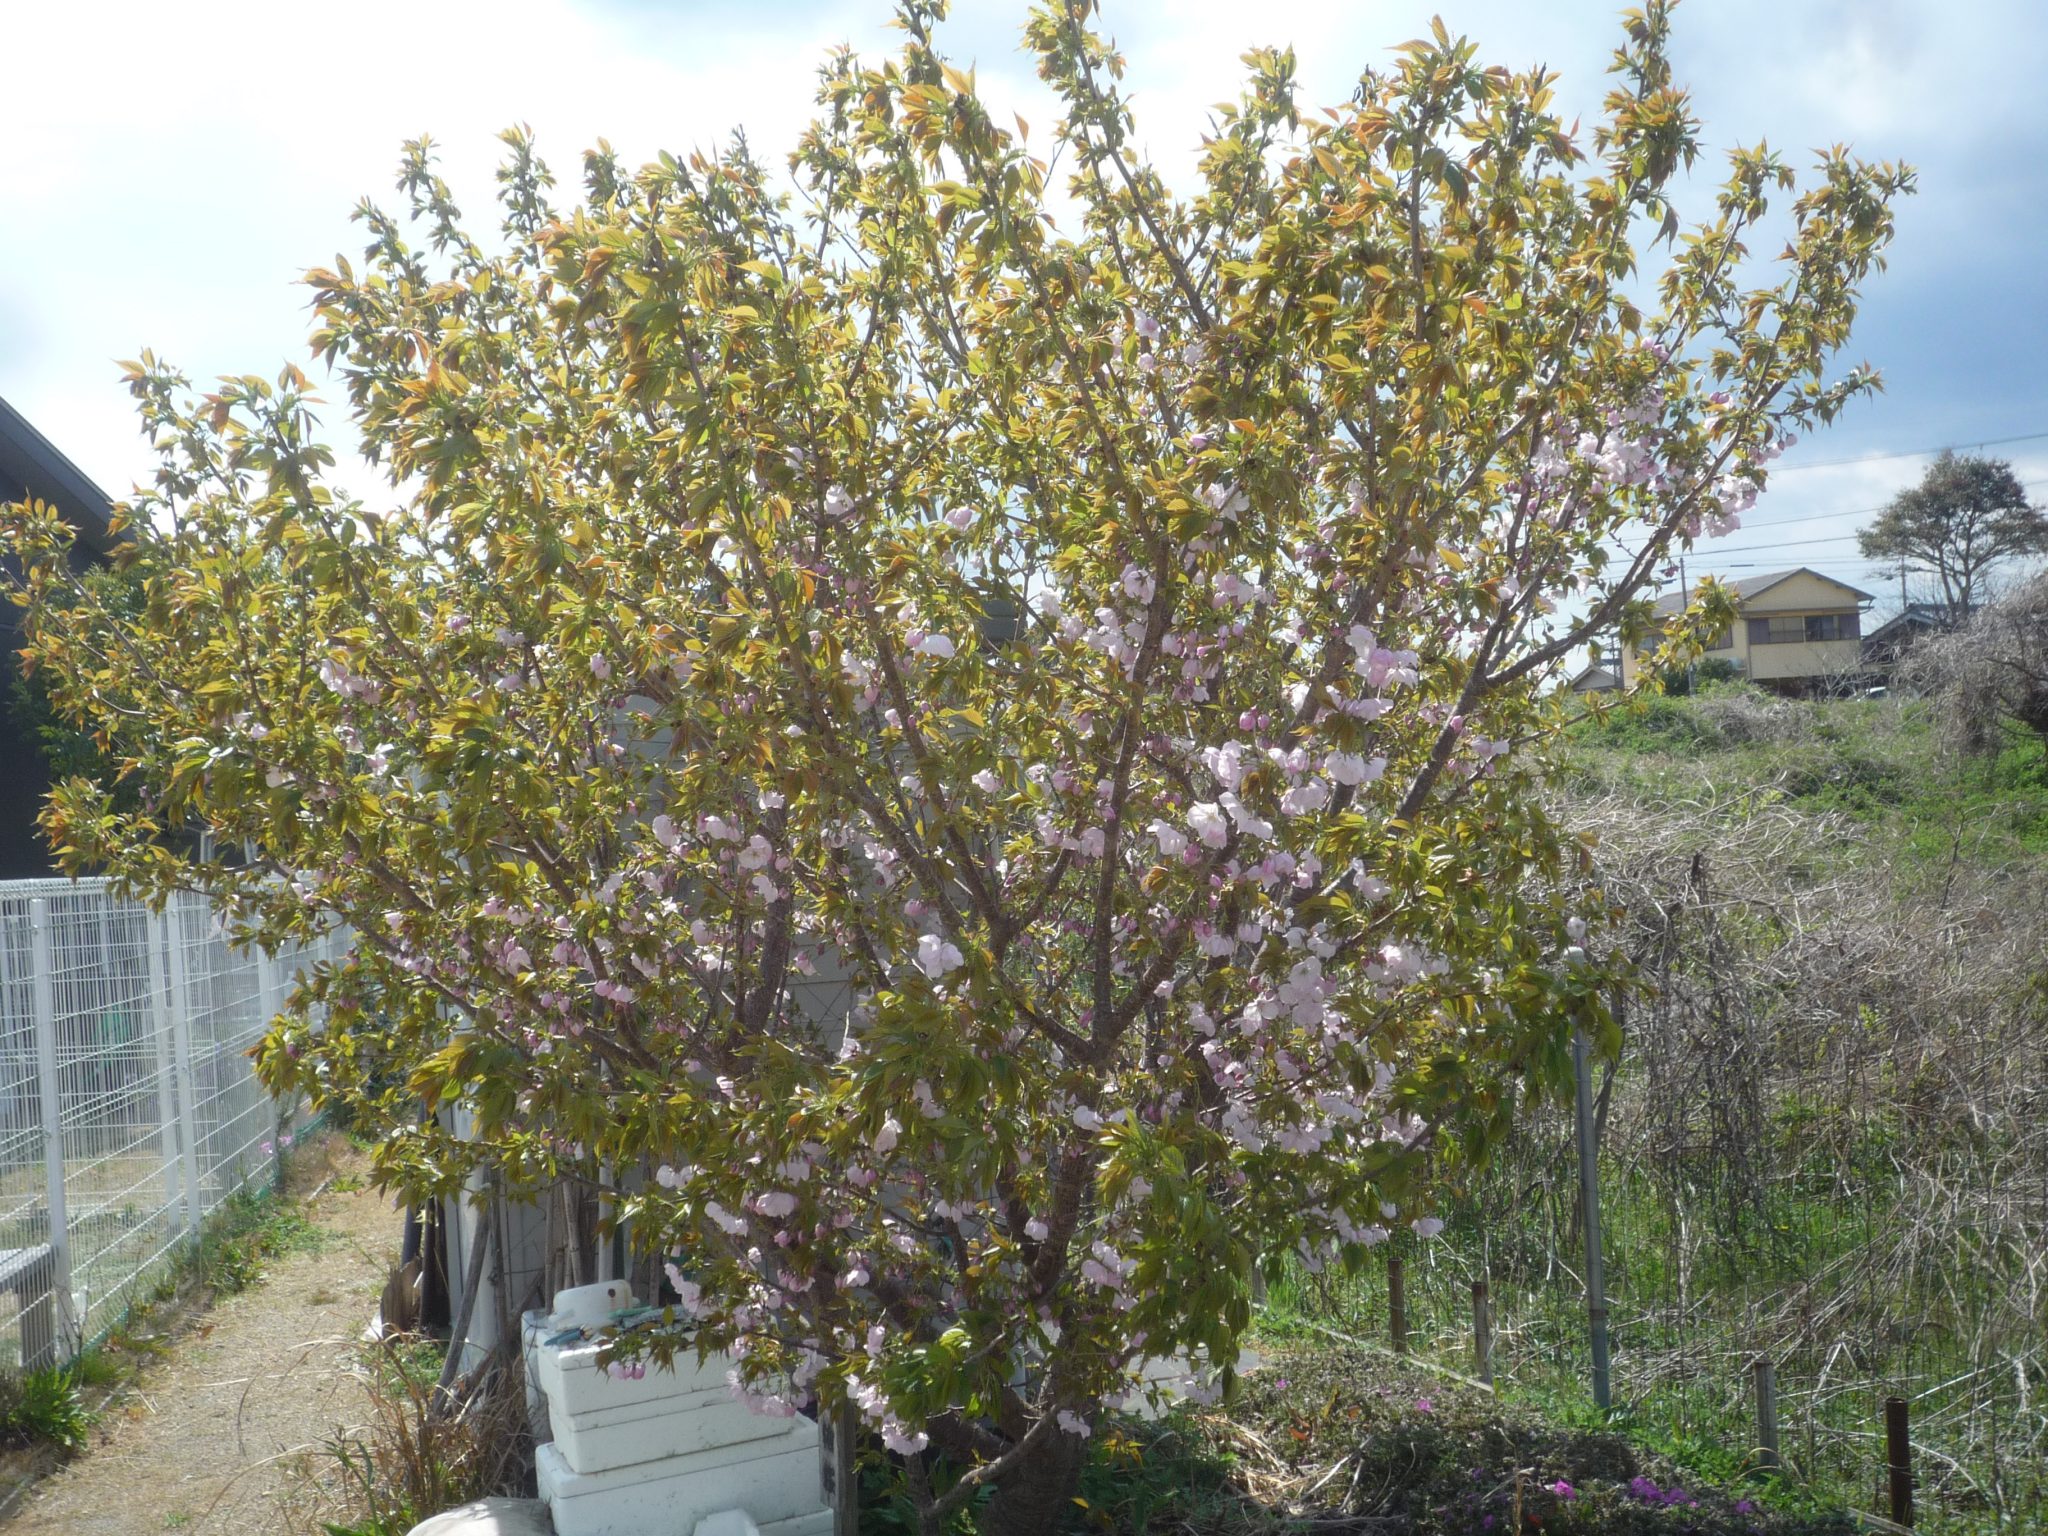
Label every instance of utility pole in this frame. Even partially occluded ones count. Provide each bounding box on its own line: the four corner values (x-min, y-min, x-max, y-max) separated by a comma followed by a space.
1677, 554, 1694, 692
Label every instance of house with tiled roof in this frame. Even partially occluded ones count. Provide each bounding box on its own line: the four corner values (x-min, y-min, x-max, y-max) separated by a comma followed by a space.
1619, 567, 1874, 697
1861, 601, 1967, 676
1565, 662, 1623, 695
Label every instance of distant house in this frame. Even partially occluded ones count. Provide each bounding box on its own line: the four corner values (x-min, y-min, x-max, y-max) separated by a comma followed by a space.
1862, 602, 1963, 676
1620, 568, 1874, 698
0, 396, 116, 878
1566, 663, 1622, 695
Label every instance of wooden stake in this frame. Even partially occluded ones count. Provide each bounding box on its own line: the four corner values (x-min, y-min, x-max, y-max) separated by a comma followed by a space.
1752, 1357, 1780, 1472
1885, 1395, 1913, 1528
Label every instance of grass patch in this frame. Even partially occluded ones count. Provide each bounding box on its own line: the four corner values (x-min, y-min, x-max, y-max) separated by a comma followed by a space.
194, 1188, 327, 1297
1565, 688, 2048, 870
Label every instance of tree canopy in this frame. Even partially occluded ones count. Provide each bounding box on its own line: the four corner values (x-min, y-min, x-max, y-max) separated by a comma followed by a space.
1858, 451, 2048, 619
2, 3, 1906, 1527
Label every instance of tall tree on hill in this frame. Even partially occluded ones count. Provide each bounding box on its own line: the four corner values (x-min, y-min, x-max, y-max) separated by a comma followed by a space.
1858, 452, 2048, 620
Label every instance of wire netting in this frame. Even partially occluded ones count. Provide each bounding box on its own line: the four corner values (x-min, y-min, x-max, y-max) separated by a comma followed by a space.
0, 879, 347, 1368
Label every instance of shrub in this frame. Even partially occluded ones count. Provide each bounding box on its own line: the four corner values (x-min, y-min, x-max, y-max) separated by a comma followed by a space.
2, 3, 1907, 1528
1688, 685, 1801, 745
0, 1365, 94, 1454
309, 1340, 531, 1536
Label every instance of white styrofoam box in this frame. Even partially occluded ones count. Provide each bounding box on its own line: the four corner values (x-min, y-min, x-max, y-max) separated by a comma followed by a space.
549, 1380, 799, 1474
533, 1332, 733, 1417
755, 1514, 834, 1536
551, 1280, 635, 1330
536, 1425, 828, 1536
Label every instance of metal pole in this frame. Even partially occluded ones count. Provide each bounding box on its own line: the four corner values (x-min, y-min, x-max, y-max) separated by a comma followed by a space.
1387, 1255, 1407, 1356
1885, 1396, 1914, 1528
161, 903, 206, 1229
144, 914, 183, 1224
1473, 1279, 1494, 1386
1753, 1357, 1780, 1472
1573, 1027, 1611, 1411
27, 900, 73, 1361
256, 948, 285, 1190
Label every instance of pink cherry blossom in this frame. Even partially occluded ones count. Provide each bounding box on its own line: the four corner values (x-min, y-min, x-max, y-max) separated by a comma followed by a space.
915, 934, 964, 978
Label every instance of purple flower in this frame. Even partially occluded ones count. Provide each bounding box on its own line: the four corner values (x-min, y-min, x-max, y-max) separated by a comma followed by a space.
1548, 1480, 1575, 1501
1736, 1499, 1757, 1515
1414, 1397, 1433, 1413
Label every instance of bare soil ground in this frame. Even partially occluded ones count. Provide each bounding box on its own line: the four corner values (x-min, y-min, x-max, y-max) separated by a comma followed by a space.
4, 1136, 401, 1535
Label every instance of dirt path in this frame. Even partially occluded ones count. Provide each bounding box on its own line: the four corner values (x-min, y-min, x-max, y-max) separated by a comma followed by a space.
8, 1139, 402, 1536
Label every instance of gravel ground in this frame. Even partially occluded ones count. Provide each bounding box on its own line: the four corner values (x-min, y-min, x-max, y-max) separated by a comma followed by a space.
7, 1138, 402, 1536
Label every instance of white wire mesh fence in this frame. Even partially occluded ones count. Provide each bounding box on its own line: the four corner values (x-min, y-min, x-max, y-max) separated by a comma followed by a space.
0, 878, 347, 1371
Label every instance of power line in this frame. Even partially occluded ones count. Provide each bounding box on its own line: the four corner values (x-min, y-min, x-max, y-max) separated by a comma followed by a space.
1599, 476, 2048, 552
1694, 532, 1866, 556
1772, 429, 2048, 473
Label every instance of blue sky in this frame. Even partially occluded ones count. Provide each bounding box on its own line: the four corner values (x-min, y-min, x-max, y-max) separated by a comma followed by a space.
4, 0, 2044, 617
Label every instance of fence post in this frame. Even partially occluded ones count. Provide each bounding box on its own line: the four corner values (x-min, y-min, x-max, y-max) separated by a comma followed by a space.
1752, 1357, 1780, 1472
1473, 1279, 1494, 1385
1387, 1255, 1408, 1355
596, 1160, 617, 1283
161, 902, 207, 1228
1885, 1395, 1913, 1528
27, 899, 73, 1363
143, 912, 185, 1228
256, 947, 285, 1189
1572, 1027, 1612, 1411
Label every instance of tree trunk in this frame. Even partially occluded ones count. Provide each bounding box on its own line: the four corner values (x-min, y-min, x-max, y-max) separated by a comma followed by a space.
977, 1426, 1086, 1536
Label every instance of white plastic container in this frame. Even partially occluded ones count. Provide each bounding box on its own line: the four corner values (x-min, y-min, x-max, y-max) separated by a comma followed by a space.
549, 1280, 635, 1331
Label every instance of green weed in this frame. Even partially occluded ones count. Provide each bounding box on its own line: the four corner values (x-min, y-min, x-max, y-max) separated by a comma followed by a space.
194, 1188, 326, 1296
0, 1364, 95, 1453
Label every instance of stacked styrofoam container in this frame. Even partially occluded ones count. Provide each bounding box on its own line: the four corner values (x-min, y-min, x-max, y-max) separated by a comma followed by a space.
527, 1317, 834, 1536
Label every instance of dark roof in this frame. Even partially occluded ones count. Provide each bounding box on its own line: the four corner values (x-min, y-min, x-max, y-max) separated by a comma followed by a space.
1863, 603, 1964, 644
1650, 566, 1873, 617
0, 394, 115, 555
1568, 664, 1622, 691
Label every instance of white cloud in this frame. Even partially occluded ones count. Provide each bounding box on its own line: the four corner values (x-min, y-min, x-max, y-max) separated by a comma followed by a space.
2, 0, 2043, 542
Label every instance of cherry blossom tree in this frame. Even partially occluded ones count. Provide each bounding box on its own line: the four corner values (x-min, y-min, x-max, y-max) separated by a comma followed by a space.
3, 4, 1906, 1528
